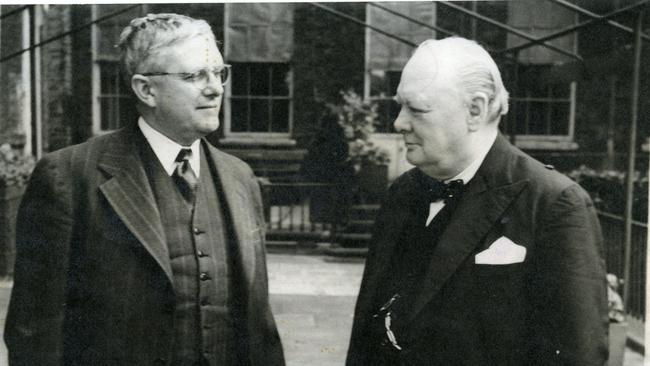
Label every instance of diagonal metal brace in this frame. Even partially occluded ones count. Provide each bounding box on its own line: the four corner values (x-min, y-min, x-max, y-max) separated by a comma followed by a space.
440, 1, 582, 61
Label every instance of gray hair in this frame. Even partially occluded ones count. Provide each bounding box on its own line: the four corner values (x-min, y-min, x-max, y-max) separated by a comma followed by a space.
419, 37, 509, 121
117, 13, 216, 82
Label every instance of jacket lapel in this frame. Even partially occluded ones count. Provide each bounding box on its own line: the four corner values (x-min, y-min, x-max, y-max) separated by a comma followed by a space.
97, 128, 172, 283
406, 134, 528, 324
204, 142, 256, 287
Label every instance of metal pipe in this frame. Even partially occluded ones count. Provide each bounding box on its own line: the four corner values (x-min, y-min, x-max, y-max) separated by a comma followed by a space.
367, 2, 518, 64
440, 1, 582, 61
622, 9, 643, 312
500, 0, 650, 55
0, 5, 28, 21
310, 2, 417, 48
0, 4, 140, 63
550, 0, 650, 42
369, 3, 456, 38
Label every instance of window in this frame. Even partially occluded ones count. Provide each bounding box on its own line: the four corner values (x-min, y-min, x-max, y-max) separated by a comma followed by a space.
223, 3, 294, 141
91, 5, 144, 134
228, 62, 292, 135
97, 60, 137, 131
364, 2, 436, 134
367, 70, 401, 133
503, 64, 577, 149
0, 5, 33, 152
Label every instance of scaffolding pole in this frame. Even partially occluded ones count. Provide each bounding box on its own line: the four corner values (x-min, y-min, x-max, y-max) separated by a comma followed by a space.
500, 0, 650, 55
550, 0, 650, 42
622, 9, 643, 312
440, 1, 582, 61
310, 3, 417, 48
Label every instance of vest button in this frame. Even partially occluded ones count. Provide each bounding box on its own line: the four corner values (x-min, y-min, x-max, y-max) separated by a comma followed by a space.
199, 272, 211, 281
197, 250, 207, 257
201, 298, 210, 306
193, 227, 203, 235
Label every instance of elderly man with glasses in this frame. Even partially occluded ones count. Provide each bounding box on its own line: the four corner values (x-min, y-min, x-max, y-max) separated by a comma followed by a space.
5, 13, 285, 366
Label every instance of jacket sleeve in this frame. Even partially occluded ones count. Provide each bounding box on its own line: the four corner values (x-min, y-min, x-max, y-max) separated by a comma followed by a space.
4, 155, 74, 366
528, 184, 609, 365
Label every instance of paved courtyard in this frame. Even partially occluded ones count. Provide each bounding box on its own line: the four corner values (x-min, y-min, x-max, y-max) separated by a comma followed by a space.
0, 253, 643, 365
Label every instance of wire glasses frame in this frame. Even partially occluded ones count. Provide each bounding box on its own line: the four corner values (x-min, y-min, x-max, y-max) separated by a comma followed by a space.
140, 64, 231, 87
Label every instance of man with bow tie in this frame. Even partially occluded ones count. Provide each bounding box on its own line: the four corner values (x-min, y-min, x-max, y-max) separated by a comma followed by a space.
5, 13, 284, 366
347, 37, 608, 365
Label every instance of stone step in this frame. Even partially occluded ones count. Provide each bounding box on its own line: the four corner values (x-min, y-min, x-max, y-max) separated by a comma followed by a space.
333, 232, 372, 248
348, 204, 381, 220
341, 219, 375, 233
323, 245, 369, 258
266, 229, 331, 242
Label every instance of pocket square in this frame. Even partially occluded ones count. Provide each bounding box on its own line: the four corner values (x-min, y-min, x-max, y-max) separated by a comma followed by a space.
475, 236, 526, 265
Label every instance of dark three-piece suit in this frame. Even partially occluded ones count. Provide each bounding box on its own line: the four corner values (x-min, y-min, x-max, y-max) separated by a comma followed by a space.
347, 134, 608, 365
5, 125, 285, 365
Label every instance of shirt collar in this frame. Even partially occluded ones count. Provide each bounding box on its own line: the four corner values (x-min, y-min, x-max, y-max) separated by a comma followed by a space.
138, 117, 201, 177
444, 129, 498, 185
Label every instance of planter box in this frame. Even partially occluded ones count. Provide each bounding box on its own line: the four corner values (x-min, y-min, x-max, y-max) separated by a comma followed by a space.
0, 185, 26, 279
607, 322, 627, 366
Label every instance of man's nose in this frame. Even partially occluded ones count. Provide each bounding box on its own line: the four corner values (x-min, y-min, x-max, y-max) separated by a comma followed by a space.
204, 73, 224, 96
393, 108, 411, 133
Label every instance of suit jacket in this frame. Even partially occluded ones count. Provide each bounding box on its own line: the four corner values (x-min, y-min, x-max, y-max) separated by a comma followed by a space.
346, 134, 608, 366
5, 126, 285, 366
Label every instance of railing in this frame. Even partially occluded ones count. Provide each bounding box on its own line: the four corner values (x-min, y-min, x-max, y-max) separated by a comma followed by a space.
259, 181, 348, 242
598, 210, 647, 321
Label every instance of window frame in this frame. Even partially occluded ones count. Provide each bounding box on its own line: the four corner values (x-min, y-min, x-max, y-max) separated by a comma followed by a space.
221, 4, 295, 145
91, 5, 145, 135
506, 81, 578, 150
223, 62, 294, 141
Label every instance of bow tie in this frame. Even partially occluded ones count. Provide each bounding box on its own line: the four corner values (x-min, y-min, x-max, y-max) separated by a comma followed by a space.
426, 179, 464, 203
415, 170, 465, 203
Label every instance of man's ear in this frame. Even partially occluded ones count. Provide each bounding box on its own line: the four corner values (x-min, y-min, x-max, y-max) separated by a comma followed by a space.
131, 75, 156, 107
467, 92, 489, 132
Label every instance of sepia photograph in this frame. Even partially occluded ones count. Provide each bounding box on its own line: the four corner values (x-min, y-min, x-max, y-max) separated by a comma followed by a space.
0, 1, 648, 365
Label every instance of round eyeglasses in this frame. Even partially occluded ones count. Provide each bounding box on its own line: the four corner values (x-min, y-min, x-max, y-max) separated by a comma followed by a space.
140, 64, 231, 87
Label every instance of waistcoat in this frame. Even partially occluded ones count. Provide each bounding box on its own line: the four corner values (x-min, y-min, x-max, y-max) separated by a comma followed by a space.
142, 142, 242, 366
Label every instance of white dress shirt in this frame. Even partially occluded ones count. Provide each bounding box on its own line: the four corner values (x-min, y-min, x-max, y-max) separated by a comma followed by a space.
138, 117, 201, 177
425, 130, 498, 226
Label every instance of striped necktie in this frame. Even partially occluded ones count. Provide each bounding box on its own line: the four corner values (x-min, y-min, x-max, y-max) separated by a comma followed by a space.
173, 148, 198, 204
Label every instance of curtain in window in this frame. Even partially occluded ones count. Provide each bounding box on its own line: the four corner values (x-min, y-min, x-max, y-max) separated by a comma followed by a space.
507, 0, 576, 64
367, 2, 437, 71
225, 3, 294, 62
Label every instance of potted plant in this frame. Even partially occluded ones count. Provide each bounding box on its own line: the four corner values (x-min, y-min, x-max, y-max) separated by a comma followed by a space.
0, 143, 35, 278
607, 273, 627, 366
302, 90, 390, 223
332, 90, 390, 203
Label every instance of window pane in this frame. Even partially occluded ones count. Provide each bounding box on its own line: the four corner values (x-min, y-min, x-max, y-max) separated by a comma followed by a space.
510, 100, 527, 135
271, 64, 290, 95
250, 99, 270, 132
119, 97, 138, 126
100, 96, 118, 130
550, 102, 570, 134
376, 100, 400, 133
369, 70, 401, 97
528, 102, 548, 134
231, 63, 249, 96
271, 99, 290, 132
369, 70, 387, 96
231, 98, 249, 132
100, 62, 118, 94
387, 71, 401, 95
550, 83, 570, 99
250, 64, 270, 95
228, 62, 292, 134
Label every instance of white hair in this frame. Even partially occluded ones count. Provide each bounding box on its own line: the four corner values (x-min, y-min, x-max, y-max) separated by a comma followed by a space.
418, 37, 510, 121
117, 13, 216, 82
